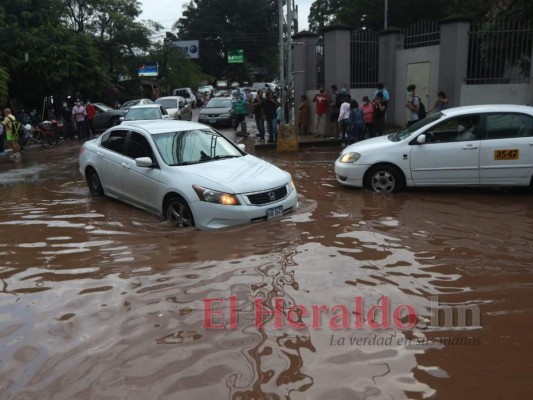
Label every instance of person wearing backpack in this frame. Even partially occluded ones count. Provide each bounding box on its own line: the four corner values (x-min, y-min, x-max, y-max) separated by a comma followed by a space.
2, 108, 22, 160
405, 84, 426, 127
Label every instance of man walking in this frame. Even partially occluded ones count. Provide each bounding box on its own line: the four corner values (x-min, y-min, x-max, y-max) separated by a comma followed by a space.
252, 90, 266, 142
312, 87, 328, 137
72, 100, 87, 140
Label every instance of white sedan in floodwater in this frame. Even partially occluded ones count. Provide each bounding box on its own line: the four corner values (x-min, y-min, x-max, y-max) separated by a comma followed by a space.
335, 104, 533, 192
79, 120, 298, 229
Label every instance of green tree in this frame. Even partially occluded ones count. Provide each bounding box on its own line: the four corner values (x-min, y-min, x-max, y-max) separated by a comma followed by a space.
308, 0, 498, 33
175, 0, 280, 81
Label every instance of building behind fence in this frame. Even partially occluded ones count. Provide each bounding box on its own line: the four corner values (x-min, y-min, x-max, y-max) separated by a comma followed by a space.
293, 16, 533, 129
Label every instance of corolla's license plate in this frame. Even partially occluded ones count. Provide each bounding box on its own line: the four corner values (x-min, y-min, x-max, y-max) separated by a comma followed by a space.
266, 205, 283, 219
494, 149, 519, 160
209, 119, 216, 124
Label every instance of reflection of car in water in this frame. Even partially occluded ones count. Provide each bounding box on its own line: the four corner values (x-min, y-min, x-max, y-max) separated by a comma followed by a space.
335, 104, 533, 193
79, 120, 298, 230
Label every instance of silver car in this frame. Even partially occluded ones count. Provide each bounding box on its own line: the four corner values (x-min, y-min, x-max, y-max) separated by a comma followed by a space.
155, 96, 192, 121
198, 97, 236, 127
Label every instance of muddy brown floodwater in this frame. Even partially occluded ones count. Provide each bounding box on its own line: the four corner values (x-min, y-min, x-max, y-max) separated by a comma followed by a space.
0, 142, 532, 400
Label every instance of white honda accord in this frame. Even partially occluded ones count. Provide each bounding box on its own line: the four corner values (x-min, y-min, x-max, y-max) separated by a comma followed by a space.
79, 120, 298, 229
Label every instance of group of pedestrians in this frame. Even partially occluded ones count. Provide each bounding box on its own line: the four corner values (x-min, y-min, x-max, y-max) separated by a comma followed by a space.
251, 89, 281, 143
298, 82, 390, 147
69, 100, 96, 140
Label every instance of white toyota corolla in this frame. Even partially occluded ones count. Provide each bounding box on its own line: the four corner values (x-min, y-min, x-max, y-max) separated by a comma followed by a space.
79, 120, 298, 229
335, 104, 533, 192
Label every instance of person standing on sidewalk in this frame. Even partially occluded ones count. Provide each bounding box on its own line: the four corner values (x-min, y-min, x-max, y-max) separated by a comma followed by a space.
360, 96, 375, 138
312, 87, 329, 137
2, 108, 22, 160
72, 101, 87, 140
373, 92, 387, 136
298, 95, 310, 136
405, 84, 420, 127
234, 94, 247, 130
85, 100, 96, 138
338, 97, 351, 147
252, 90, 266, 142
264, 91, 280, 143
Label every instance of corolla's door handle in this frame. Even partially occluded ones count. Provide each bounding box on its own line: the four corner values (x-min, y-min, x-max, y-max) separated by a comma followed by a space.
121, 162, 130, 169
462, 145, 478, 150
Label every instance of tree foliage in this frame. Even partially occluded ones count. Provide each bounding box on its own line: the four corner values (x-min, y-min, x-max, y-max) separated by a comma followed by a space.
308, 0, 499, 33
175, 0, 280, 81
0, 0, 206, 110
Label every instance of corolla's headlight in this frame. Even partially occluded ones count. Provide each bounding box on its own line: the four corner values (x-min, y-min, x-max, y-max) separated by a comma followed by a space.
193, 185, 240, 205
220, 113, 230, 118
289, 179, 296, 192
339, 152, 361, 163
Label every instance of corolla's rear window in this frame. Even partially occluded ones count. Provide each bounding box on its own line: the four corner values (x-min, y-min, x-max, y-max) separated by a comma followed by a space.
153, 129, 242, 166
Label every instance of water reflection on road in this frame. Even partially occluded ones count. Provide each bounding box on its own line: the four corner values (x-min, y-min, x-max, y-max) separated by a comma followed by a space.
0, 144, 532, 399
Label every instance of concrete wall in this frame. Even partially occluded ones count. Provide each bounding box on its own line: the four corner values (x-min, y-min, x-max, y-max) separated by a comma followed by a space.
394, 45, 440, 127
294, 18, 532, 132
460, 83, 532, 106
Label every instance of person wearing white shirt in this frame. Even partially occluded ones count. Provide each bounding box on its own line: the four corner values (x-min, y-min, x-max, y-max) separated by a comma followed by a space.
338, 100, 351, 147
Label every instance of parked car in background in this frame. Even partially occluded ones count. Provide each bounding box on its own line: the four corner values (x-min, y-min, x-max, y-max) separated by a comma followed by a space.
335, 104, 533, 193
92, 103, 128, 132
198, 97, 236, 127
252, 82, 277, 94
155, 96, 192, 121
172, 88, 197, 108
79, 120, 298, 230
121, 104, 169, 123
120, 98, 154, 109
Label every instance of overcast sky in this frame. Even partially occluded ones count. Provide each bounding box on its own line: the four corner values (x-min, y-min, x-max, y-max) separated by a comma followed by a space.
138, 0, 313, 32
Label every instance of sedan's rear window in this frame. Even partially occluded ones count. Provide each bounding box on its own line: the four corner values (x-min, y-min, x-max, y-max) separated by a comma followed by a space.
156, 99, 178, 109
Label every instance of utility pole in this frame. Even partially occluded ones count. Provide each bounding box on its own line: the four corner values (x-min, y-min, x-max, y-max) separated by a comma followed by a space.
278, 0, 285, 123
286, 0, 293, 124
384, 0, 388, 29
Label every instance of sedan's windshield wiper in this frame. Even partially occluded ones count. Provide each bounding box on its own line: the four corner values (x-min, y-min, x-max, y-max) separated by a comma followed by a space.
214, 155, 240, 159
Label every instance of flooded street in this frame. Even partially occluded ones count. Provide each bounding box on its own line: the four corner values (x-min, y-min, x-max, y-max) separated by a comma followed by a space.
0, 142, 532, 399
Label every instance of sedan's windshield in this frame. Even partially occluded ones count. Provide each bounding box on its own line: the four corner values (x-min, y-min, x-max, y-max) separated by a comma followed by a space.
153, 129, 242, 166
207, 99, 232, 108
156, 99, 178, 109
389, 112, 443, 141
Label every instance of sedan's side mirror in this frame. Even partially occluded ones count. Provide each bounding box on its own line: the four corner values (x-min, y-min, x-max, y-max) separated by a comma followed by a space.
416, 134, 426, 144
237, 143, 246, 151
179, 101, 185, 108
119, 117, 124, 122
135, 157, 154, 168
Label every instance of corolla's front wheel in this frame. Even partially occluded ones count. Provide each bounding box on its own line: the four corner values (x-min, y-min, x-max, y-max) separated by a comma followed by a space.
164, 195, 195, 228
365, 165, 404, 193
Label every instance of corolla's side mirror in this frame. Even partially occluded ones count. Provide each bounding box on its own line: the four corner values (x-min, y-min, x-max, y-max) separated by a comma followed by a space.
119, 117, 124, 122
416, 134, 426, 144
135, 157, 154, 168
237, 143, 246, 151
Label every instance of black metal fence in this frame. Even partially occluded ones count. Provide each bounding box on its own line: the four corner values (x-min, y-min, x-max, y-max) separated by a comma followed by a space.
350, 28, 379, 88
466, 19, 533, 84
403, 21, 440, 49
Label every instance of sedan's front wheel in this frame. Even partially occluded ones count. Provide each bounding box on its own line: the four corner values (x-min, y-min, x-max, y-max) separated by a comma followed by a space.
164, 195, 194, 228
365, 165, 404, 193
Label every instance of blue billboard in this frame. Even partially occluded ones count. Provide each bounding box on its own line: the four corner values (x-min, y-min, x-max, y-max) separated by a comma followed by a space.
138, 62, 158, 77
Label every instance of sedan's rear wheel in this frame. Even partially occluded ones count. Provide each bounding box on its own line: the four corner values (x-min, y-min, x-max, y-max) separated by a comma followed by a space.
365, 165, 404, 193
164, 196, 194, 228
87, 169, 104, 196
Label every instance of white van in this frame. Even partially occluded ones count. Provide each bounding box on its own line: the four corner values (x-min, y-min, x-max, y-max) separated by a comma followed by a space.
172, 87, 197, 108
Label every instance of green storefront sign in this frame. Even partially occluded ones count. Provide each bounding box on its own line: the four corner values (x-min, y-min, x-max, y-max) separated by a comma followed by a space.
228, 49, 244, 64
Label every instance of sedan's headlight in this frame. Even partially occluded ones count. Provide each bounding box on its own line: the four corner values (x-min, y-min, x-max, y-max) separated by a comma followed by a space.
289, 179, 296, 192
193, 185, 240, 205
220, 113, 231, 118
339, 152, 361, 163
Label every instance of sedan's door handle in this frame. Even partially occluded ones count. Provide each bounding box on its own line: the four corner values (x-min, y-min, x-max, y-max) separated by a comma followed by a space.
462, 146, 478, 150
121, 162, 130, 169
